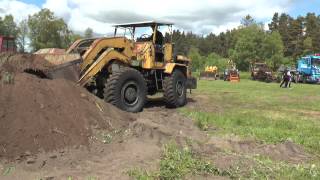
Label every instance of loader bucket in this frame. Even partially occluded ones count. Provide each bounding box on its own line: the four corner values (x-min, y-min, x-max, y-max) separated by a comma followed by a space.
199, 71, 217, 80
34, 48, 82, 82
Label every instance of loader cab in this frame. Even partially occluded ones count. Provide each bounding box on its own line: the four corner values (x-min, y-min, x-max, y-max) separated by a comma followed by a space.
113, 21, 174, 65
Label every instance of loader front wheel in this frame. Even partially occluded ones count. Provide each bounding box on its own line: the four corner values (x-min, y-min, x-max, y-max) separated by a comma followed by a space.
163, 70, 187, 108
104, 67, 146, 112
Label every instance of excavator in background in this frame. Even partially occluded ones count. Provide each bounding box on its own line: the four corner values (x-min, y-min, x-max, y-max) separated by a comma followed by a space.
223, 60, 240, 82
199, 65, 218, 80
37, 21, 197, 112
250, 62, 273, 83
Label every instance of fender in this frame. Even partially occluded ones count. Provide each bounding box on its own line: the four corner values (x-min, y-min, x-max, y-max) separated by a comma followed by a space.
164, 63, 187, 75
78, 48, 129, 86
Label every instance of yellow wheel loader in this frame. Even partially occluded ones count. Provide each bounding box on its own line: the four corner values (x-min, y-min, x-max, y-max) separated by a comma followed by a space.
199, 66, 218, 80
41, 21, 197, 112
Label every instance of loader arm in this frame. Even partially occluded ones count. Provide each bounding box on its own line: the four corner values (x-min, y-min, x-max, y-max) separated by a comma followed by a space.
78, 48, 129, 86
81, 37, 133, 72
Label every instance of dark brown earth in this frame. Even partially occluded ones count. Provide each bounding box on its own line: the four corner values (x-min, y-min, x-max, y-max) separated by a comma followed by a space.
0, 53, 133, 159
0, 53, 312, 180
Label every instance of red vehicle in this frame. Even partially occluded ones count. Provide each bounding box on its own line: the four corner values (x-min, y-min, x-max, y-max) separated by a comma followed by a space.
0, 36, 16, 52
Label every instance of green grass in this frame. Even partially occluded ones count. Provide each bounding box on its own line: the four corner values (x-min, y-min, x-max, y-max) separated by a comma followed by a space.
128, 142, 320, 180
129, 78, 320, 179
127, 142, 229, 180
182, 79, 320, 154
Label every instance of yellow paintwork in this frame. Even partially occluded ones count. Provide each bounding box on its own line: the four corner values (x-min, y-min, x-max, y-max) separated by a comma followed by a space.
78, 49, 129, 86
164, 63, 187, 75
164, 43, 173, 63
204, 66, 218, 73
66, 39, 83, 54
136, 42, 155, 69
77, 36, 191, 86
81, 37, 133, 71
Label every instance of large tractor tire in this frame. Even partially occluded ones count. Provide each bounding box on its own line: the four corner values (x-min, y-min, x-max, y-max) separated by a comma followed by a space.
104, 67, 146, 112
163, 70, 187, 108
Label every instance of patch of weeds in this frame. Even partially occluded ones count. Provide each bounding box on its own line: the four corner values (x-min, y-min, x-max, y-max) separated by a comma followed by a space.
98, 129, 124, 144
86, 176, 98, 180
251, 156, 320, 179
127, 168, 154, 180
225, 154, 320, 179
128, 142, 229, 180
1, 71, 14, 84
2, 166, 15, 176
102, 133, 113, 144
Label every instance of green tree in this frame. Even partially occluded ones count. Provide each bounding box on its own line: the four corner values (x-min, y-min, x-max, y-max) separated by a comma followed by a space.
241, 14, 255, 27
287, 16, 304, 59
0, 15, 18, 37
188, 47, 204, 71
229, 25, 265, 71
69, 33, 83, 43
305, 13, 320, 52
269, 13, 279, 32
204, 53, 228, 70
17, 19, 28, 52
303, 36, 313, 55
84, 27, 93, 38
278, 13, 291, 56
263, 31, 284, 70
28, 8, 72, 51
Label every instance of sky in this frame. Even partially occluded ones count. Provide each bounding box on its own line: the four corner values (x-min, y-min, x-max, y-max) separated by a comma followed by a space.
0, 0, 319, 36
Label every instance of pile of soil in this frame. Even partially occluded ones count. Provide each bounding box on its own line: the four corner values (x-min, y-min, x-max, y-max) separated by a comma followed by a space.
0, 53, 134, 159
0, 53, 53, 74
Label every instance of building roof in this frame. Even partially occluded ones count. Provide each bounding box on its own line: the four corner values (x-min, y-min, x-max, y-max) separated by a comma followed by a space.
114, 20, 173, 28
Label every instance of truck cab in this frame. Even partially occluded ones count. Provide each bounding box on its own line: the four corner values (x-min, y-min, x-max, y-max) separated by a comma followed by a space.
297, 55, 320, 83
0, 36, 16, 53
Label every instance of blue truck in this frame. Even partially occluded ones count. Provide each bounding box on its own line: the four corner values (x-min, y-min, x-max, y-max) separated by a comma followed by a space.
297, 54, 320, 83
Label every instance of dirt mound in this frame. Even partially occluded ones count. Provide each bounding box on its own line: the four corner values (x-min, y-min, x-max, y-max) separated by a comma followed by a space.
0, 53, 53, 74
0, 53, 134, 159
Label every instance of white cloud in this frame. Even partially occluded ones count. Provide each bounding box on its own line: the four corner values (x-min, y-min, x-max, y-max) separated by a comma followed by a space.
0, 0, 40, 22
1, 0, 294, 35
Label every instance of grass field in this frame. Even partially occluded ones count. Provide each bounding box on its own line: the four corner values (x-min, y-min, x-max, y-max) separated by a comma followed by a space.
183, 75, 320, 153
129, 76, 320, 179
179, 76, 320, 179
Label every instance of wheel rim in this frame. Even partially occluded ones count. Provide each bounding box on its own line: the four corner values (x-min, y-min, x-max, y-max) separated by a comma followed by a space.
121, 81, 139, 106
175, 80, 184, 97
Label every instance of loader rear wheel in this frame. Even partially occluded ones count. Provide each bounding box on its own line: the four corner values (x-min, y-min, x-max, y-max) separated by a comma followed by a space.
104, 67, 146, 112
163, 70, 187, 108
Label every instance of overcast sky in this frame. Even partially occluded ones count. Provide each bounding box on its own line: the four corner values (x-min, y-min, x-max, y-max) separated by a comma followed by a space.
0, 0, 319, 35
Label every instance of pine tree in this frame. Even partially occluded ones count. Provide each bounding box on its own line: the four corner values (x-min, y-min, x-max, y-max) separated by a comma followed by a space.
287, 16, 304, 59
269, 13, 279, 32
278, 13, 291, 56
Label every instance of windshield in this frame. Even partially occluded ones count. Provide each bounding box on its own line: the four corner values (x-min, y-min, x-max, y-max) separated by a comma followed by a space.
254, 64, 267, 70
313, 58, 320, 67
115, 26, 168, 42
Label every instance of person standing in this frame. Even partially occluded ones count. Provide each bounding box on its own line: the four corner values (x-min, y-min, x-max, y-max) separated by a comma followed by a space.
286, 70, 292, 88
280, 69, 288, 88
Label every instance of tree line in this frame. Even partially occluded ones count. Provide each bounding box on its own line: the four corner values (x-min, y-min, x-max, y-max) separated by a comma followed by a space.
0, 9, 93, 53
166, 13, 320, 71
1, 9, 319, 71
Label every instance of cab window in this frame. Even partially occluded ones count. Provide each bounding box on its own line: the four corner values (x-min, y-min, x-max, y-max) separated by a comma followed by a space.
8, 40, 15, 49
2, 39, 8, 49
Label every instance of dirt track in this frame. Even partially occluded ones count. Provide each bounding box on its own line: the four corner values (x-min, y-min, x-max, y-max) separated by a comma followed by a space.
0, 53, 310, 179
